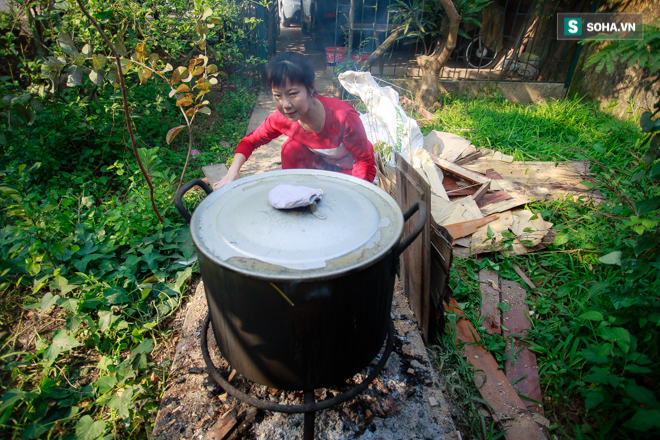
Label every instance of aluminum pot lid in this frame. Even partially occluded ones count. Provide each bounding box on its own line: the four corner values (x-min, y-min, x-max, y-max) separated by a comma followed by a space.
190, 170, 404, 280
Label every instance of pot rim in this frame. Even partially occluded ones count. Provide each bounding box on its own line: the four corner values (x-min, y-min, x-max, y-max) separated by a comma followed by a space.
189, 170, 404, 281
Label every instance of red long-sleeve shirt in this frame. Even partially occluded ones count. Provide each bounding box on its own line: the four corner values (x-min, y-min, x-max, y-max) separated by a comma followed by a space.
235, 95, 376, 182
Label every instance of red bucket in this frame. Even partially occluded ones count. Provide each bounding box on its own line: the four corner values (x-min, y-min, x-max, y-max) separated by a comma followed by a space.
351, 53, 371, 64
325, 47, 347, 66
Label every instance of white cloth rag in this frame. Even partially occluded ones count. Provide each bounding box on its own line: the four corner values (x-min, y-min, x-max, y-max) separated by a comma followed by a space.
268, 184, 323, 209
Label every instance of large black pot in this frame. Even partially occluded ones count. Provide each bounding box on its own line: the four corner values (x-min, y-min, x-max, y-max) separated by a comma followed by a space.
175, 170, 425, 391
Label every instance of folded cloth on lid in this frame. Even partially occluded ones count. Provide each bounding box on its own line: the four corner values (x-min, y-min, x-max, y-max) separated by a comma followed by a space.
268, 184, 323, 209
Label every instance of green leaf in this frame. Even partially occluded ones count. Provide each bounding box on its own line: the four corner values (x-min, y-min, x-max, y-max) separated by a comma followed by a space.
92, 54, 107, 70
131, 338, 154, 356
640, 111, 655, 132
579, 311, 603, 321
67, 65, 83, 87
95, 376, 117, 395
104, 286, 131, 305
598, 251, 622, 266
592, 142, 606, 154
642, 135, 660, 164
89, 69, 104, 85
81, 44, 93, 58
173, 267, 193, 293
65, 314, 84, 332
98, 311, 119, 333
585, 391, 604, 411
599, 327, 631, 353
626, 383, 660, 409
171, 66, 189, 84
58, 33, 78, 57
623, 409, 660, 432
553, 231, 569, 246
115, 42, 127, 57
580, 181, 594, 189
634, 233, 657, 256
43, 330, 81, 362
625, 364, 653, 374
57, 298, 79, 313
649, 161, 660, 180
32, 274, 50, 294
41, 292, 61, 314
581, 347, 608, 363
635, 196, 660, 215
108, 387, 133, 419
0, 389, 38, 413
497, 302, 510, 313
51, 275, 78, 295
74, 415, 106, 440
584, 367, 610, 384
141, 253, 161, 271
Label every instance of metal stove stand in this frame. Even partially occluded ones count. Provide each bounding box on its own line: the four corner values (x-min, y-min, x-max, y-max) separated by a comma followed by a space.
201, 313, 394, 440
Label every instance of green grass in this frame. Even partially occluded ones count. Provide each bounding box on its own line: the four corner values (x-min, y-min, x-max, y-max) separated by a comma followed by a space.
428, 92, 659, 440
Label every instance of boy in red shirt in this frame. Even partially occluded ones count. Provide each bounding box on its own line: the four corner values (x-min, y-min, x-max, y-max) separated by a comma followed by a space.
212, 52, 376, 190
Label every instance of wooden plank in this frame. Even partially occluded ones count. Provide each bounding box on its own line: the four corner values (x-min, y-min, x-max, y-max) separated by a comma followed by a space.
501, 280, 544, 417
480, 180, 549, 216
423, 164, 449, 201
485, 168, 504, 180
514, 266, 537, 290
477, 191, 512, 208
442, 175, 479, 196
454, 150, 484, 165
396, 152, 432, 343
429, 223, 453, 335
447, 298, 547, 440
430, 154, 491, 185
479, 269, 501, 335
431, 196, 483, 227
376, 169, 396, 199
472, 182, 490, 201
444, 215, 500, 241
462, 160, 605, 201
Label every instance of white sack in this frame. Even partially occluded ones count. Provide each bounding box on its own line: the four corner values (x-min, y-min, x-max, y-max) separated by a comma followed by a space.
338, 71, 424, 165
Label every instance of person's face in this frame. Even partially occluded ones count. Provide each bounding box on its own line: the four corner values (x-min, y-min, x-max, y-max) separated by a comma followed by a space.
272, 79, 313, 122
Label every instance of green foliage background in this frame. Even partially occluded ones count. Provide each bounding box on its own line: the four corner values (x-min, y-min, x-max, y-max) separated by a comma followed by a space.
0, 1, 261, 438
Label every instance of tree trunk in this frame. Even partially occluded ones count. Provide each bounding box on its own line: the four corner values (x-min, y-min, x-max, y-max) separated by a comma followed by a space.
414, 0, 461, 109
415, 55, 445, 109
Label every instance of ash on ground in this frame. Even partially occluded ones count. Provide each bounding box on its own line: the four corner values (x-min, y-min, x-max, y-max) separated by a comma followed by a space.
152, 284, 455, 440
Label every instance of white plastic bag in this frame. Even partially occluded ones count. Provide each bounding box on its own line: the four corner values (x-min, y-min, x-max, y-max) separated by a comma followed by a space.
338, 71, 424, 165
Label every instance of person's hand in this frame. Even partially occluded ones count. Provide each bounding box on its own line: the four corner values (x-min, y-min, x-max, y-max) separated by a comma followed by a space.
213, 171, 240, 190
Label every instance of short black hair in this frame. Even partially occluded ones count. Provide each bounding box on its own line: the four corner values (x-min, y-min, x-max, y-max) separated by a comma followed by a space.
265, 52, 315, 94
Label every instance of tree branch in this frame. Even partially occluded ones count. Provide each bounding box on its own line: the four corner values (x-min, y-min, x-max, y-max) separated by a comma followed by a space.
75, 0, 164, 223
360, 28, 404, 71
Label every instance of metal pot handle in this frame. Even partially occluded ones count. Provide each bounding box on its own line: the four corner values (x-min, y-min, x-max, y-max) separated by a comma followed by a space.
174, 178, 213, 224
395, 201, 427, 258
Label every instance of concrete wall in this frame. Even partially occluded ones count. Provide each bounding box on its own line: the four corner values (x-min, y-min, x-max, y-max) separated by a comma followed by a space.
566, 0, 660, 119
440, 80, 566, 105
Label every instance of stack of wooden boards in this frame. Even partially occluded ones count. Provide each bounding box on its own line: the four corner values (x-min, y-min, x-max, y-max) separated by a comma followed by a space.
378, 130, 604, 258
447, 269, 550, 440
